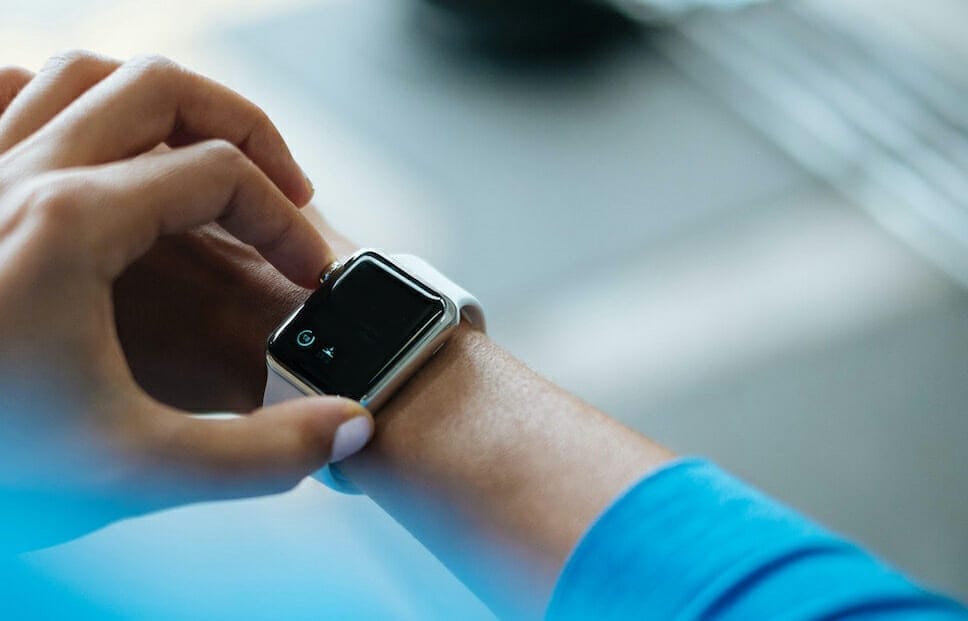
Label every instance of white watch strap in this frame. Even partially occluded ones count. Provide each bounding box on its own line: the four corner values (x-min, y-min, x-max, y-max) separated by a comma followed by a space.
389, 254, 486, 331
263, 365, 306, 404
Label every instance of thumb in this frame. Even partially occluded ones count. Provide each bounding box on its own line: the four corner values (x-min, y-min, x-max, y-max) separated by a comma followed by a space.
149, 396, 374, 501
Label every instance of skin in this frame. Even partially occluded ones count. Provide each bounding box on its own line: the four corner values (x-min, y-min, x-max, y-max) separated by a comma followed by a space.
341, 325, 673, 619
0, 53, 675, 618
0, 52, 374, 550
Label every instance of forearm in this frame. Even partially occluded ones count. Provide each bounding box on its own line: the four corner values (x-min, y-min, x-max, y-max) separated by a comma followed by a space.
198, 206, 675, 615
339, 325, 674, 620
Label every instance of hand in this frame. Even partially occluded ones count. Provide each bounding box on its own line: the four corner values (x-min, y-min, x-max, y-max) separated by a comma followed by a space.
0, 54, 356, 414
0, 52, 374, 550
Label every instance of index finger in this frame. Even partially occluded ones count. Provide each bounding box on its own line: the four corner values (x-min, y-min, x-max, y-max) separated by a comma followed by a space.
17, 54, 313, 207
0, 66, 34, 120
38, 140, 331, 287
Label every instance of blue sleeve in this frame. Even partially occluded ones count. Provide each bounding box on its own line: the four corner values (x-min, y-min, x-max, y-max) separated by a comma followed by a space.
546, 458, 967, 620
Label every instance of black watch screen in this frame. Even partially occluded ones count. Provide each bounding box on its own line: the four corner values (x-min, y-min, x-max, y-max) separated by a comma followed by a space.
268, 253, 445, 400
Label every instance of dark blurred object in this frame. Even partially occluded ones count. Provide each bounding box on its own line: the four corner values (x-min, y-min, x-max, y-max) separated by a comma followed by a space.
420, 0, 642, 58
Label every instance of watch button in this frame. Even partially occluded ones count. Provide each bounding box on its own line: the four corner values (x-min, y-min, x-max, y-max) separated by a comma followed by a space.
320, 260, 343, 285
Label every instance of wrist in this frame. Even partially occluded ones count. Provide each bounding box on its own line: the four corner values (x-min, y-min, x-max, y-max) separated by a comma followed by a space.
337, 324, 672, 618
337, 322, 484, 484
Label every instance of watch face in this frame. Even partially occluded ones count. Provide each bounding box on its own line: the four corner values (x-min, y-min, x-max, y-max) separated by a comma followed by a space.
268, 252, 446, 401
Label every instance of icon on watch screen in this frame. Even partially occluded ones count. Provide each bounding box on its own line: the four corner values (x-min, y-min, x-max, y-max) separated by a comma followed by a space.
316, 346, 336, 364
295, 329, 316, 349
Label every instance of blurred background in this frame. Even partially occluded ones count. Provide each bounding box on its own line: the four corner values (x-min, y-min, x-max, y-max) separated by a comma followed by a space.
2, 0, 966, 618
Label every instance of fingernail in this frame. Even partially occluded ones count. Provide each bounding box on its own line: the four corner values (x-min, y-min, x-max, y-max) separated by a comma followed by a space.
330, 413, 374, 462
300, 166, 315, 200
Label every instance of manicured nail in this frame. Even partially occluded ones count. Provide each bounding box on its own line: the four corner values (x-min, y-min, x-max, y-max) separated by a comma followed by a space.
330, 414, 374, 462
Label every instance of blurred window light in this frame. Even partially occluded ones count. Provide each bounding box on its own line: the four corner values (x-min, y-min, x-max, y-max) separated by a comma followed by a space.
651, 0, 968, 288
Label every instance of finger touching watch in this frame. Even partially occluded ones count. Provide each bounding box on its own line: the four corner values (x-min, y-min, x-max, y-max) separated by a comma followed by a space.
263, 249, 486, 493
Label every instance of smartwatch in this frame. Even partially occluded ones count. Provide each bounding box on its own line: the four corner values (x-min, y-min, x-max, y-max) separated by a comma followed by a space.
263, 249, 485, 493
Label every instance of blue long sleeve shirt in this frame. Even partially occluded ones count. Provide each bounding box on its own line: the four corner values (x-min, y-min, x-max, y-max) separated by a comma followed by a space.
547, 459, 966, 620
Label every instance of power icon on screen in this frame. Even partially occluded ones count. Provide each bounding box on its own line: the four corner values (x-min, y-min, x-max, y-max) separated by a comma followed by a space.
295, 329, 316, 349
